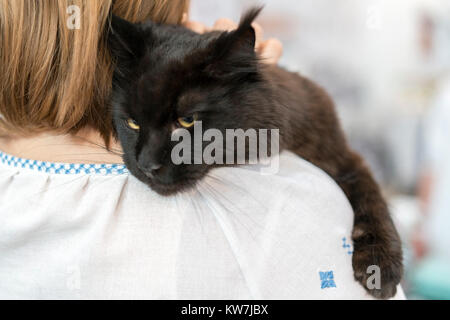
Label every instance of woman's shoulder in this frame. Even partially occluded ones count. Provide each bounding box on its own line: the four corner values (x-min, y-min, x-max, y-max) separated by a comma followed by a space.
198, 151, 354, 229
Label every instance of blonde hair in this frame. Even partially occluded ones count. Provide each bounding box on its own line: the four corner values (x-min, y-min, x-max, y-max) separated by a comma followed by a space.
0, 0, 189, 144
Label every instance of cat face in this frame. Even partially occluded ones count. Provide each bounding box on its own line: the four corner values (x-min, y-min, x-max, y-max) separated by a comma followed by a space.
109, 9, 263, 195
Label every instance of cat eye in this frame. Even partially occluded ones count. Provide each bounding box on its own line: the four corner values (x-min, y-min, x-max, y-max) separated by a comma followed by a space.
177, 114, 198, 128
126, 118, 140, 131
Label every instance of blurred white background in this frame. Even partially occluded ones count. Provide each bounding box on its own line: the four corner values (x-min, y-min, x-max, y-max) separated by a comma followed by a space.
191, 0, 450, 299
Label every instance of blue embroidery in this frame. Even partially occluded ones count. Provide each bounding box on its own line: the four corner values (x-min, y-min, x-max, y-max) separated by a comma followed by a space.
319, 271, 337, 289
0, 151, 128, 176
342, 237, 353, 255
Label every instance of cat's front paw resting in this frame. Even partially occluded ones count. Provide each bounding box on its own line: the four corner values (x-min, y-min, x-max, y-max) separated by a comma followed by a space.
351, 226, 403, 299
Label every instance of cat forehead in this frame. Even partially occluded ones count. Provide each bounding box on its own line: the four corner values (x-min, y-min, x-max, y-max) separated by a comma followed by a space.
144, 28, 216, 64
131, 73, 205, 120
177, 90, 208, 114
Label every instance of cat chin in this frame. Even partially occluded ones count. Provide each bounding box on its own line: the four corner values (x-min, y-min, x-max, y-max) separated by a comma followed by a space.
147, 179, 197, 196
130, 167, 197, 196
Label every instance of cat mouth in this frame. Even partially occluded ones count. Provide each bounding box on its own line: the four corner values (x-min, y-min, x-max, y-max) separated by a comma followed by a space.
137, 168, 195, 196
125, 156, 199, 196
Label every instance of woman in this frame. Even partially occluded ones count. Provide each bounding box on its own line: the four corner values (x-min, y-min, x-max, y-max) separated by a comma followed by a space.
0, 0, 403, 299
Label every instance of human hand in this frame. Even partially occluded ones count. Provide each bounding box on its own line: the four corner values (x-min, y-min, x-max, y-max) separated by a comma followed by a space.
184, 17, 283, 64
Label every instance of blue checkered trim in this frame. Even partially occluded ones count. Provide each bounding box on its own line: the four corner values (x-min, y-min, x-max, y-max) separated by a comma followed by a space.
0, 151, 128, 175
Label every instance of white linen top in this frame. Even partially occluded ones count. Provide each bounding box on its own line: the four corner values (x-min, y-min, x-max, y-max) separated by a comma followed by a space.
0, 150, 404, 299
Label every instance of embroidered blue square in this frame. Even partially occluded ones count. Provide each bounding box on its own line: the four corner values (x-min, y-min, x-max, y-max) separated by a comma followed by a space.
0, 151, 128, 176
319, 271, 336, 289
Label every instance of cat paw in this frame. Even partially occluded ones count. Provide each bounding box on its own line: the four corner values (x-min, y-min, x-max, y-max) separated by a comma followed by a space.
351, 228, 403, 299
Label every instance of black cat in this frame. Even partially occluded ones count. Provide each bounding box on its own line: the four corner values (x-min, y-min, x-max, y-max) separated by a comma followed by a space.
108, 8, 403, 299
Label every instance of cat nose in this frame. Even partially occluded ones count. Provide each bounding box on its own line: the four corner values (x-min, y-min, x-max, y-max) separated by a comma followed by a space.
137, 161, 163, 176
148, 163, 163, 172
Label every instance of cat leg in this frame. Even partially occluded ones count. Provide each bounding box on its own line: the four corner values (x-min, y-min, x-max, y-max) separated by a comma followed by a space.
333, 152, 403, 299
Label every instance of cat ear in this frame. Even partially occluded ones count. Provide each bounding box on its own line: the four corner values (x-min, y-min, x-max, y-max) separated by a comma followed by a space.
108, 15, 146, 67
205, 7, 263, 78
